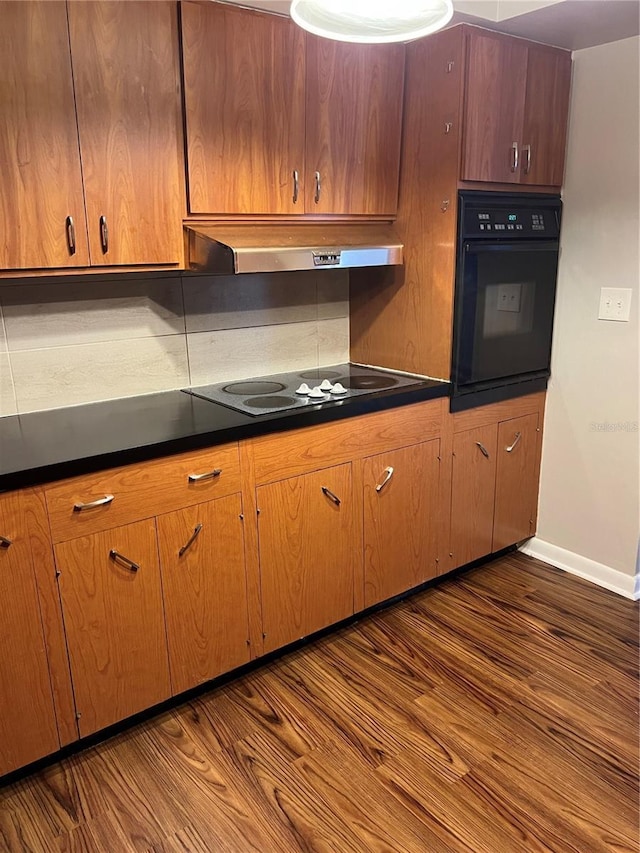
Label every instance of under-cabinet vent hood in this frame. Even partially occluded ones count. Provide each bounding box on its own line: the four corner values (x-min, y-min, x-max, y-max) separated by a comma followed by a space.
184, 224, 403, 274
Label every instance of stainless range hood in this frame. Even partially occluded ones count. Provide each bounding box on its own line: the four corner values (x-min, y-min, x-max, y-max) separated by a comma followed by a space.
184, 223, 403, 274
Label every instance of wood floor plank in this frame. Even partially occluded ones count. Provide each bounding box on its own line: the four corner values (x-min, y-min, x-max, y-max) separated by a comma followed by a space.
56, 809, 135, 852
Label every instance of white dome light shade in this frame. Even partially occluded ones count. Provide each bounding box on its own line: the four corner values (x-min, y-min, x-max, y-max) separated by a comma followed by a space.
290, 0, 454, 44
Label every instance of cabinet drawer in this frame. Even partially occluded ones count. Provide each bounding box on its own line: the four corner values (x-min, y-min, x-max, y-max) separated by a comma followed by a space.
251, 399, 444, 485
45, 443, 241, 543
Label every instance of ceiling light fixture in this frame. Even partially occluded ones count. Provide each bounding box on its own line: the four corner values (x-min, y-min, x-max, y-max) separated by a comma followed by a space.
290, 0, 454, 44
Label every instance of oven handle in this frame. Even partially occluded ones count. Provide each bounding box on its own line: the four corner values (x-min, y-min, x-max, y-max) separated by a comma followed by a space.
464, 241, 559, 253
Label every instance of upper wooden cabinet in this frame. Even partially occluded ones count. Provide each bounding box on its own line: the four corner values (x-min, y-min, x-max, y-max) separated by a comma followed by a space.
181, 1, 405, 216
0, 0, 185, 273
461, 28, 571, 187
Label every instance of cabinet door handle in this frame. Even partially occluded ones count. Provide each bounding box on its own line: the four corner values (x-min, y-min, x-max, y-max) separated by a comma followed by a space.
476, 442, 490, 459
292, 170, 299, 204
321, 486, 341, 506
188, 468, 221, 483
314, 171, 321, 204
99, 215, 109, 254
0, 535, 13, 549
506, 432, 522, 453
510, 142, 519, 173
375, 466, 394, 493
178, 523, 203, 557
73, 494, 114, 512
109, 549, 140, 572
522, 144, 531, 175
65, 215, 76, 256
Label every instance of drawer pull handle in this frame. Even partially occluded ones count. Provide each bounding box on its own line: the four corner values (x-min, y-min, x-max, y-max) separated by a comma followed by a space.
65, 215, 76, 256
522, 144, 531, 175
109, 549, 140, 572
506, 432, 522, 453
314, 171, 321, 204
292, 169, 299, 204
321, 486, 341, 506
476, 442, 490, 459
73, 494, 114, 512
375, 466, 394, 493
0, 535, 13, 549
179, 523, 203, 557
188, 468, 222, 483
510, 142, 519, 173
99, 215, 109, 254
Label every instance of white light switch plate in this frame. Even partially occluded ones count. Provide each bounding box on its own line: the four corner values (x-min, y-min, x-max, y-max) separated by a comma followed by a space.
598, 287, 632, 322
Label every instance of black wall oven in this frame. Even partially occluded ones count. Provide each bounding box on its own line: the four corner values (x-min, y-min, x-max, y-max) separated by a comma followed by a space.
451, 191, 562, 411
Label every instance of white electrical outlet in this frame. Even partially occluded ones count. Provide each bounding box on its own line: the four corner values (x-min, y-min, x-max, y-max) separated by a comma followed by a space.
598, 287, 632, 322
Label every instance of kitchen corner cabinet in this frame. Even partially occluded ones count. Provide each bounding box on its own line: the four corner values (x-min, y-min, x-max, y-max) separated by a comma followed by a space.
181, 1, 405, 216
461, 28, 571, 187
363, 441, 440, 608
54, 520, 171, 738
448, 394, 544, 570
0, 491, 60, 776
157, 495, 250, 696
257, 464, 356, 654
0, 0, 184, 273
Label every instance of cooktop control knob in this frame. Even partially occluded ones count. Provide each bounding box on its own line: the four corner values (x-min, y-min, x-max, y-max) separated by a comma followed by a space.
319, 379, 334, 392
308, 386, 326, 399
295, 383, 311, 396
331, 382, 347, 395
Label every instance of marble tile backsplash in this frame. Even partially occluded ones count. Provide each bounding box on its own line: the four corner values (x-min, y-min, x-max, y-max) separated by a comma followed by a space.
0, 270, 350, 417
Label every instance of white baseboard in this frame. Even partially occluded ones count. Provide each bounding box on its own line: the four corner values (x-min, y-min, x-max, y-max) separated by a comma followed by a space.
520, 538, 640, 601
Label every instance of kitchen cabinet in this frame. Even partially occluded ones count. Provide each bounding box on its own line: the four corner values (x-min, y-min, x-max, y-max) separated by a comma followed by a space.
461, 28, 571, 187
55, 519, 171, 738
180, 1, 405, 216
0, 0, 184, 274
363, 441, 440, 608
157, 494, 251, 696
0, 491, 60, 776
448, 393, 544, 570
257, 464, 356, 654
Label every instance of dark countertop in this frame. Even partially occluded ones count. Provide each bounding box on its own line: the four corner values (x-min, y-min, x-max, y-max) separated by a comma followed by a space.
0, 379, 450, 492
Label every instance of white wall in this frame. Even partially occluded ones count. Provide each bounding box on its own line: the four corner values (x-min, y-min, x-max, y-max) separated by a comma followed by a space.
532, 36, 639, 585
0, 271, 349, 416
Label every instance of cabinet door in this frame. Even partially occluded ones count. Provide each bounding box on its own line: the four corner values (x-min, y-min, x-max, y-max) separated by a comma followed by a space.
157, 494, 250, 696
0, 1, 89, 271
450, 424, 497, 568
493, 414, 540, 551
363, 441, 440, 608
55, 519, 170, 737
0, 492, 59, 776
68, 1, 184, 266
521, 46, 572, 187
181, 1, 306, 215
305, 37, 405, 215
461, 30, 528, 184
258, 464, 355, 653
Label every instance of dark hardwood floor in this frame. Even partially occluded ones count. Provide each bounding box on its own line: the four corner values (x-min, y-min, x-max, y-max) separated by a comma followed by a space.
1, 552, 638, 852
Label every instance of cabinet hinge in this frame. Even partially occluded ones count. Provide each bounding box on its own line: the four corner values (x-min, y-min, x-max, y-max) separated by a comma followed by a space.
55, 569, 61, 578
239, 513, 244, 521
437, 455, 441, 462
75, 712, 82, 721
446, 60, 455, 73
256, 508, 261, 516
246, 639, 251, 646
262, 632, 267, 639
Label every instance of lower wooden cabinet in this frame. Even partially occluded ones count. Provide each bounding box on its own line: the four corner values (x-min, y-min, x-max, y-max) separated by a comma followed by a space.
363, 440, 440, 607
0, 491, 59, 776
257, 463, 355, 654
157, 494, 250, 695
449, 395, 543, 569
55, 519, 171, 737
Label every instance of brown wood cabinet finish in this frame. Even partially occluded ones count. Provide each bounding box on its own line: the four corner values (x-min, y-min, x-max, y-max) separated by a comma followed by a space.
0, 2, 89, 271
157, 494, 251, 696
363, 441, 440, 608
67, 1, 185, 266
305, 37, 405, 215
181, 1, 305, 215
0, 491, 60, 776
257, 464, 355, 653
493, 413, 540, 551
450, 424, 498, 568
55, 519, 171, 737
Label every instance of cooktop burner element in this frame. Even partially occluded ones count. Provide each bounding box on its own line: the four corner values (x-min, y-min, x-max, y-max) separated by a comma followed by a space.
183, 364, 424, 416
222, 381, 285, 395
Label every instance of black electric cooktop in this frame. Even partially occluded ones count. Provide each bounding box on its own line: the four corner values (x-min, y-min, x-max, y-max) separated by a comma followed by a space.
183, 363, 425, 416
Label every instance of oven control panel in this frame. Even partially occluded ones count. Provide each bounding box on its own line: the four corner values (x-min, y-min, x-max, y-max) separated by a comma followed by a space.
462, 206, 560, 240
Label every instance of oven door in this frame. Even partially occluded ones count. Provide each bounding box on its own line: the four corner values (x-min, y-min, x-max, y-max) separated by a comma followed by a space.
453, 240, 559, 391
